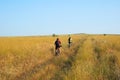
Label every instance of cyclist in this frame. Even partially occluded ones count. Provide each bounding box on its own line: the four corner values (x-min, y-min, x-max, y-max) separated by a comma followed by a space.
68, 36, 72, 48
54, 38, 62, 56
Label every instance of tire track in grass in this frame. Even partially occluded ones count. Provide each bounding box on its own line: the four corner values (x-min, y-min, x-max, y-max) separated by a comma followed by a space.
14, 37, 87, 80
14, 53, 68, 80
38, 38, 86, 80
50, 38, 87, 80
63, 37, 98, 80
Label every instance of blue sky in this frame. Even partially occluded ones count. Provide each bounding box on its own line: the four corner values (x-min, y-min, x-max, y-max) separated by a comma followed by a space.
0, 0, 120, 36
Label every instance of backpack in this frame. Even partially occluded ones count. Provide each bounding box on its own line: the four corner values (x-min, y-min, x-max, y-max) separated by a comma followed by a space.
55, 40, 62, 47
55, 41, 59, 47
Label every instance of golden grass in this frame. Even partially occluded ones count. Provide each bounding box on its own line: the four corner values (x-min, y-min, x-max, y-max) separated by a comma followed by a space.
64, 35, 120, 80
0, 36, 55, 80
0, 35, 82, 80
0, 34, 120, 80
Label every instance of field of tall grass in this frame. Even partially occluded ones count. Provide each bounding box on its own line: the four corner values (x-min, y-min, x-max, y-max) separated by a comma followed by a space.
0, 34, 120, 80
64, 35, 120, 80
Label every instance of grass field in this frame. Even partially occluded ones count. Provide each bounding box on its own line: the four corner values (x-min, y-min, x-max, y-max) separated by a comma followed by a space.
0, 34, 120, 80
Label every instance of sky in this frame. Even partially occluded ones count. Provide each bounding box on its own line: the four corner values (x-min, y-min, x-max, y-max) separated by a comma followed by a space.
0, 0, 120, 36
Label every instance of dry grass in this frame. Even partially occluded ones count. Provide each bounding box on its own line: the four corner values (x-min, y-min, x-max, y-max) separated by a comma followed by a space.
64, 35, 120, 80
0, 34, 120, 80
0, 35, 82, 80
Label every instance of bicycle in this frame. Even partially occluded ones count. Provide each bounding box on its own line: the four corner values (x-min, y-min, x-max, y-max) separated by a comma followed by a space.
68, 42, 72, 48
55, 48, 60, 56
